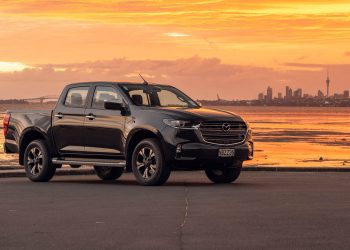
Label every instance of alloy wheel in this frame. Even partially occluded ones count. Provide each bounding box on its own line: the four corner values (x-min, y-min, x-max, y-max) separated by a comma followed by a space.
136, 146, 157, 180
27, 147, 43, 176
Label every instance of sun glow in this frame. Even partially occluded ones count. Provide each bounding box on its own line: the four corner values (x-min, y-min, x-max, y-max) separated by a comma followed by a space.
164, 32, 191, 37
0, 62, 32, 72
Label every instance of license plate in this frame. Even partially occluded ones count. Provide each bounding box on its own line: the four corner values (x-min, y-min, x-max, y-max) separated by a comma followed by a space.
218, 149, 235, 157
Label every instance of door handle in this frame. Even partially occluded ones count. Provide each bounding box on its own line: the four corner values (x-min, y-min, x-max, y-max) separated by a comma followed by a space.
86, 114, 96, 120
55, 113, 64, 119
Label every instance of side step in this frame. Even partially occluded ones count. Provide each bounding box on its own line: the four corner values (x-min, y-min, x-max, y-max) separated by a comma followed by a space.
52, 158, 126, 168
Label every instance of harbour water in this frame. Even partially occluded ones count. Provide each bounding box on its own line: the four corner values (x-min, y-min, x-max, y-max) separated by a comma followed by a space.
1, 104, 349, 168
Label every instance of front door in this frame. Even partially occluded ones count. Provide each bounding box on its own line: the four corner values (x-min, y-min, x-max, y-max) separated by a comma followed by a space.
52, 86, 90, 154
84, 86, 126, 156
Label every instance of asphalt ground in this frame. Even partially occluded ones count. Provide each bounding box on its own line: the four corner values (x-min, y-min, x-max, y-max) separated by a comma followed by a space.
1, 171, 350, 250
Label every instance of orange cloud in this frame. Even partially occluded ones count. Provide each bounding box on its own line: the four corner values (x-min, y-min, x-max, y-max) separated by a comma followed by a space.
0, 57, 348, 100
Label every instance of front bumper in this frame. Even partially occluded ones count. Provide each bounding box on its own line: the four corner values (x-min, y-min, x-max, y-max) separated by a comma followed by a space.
174, 141, 253, 162
161, 125, 253, 164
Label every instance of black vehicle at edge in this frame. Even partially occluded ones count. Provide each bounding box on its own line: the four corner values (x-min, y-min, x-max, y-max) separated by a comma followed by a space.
3, 81, 253, 185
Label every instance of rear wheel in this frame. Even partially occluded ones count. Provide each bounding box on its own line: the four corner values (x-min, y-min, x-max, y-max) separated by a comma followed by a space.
205, 161, 242, 184
94, 166, 124, 180
24, 139, 56, 182
131, 138, 171, 186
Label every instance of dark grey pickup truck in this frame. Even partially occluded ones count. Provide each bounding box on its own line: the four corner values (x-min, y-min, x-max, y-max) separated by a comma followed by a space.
3, 81, 253, 185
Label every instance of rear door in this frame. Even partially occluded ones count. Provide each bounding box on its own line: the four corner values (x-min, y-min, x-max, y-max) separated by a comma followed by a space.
84, 85, 126, 156
52, 85, 91, 154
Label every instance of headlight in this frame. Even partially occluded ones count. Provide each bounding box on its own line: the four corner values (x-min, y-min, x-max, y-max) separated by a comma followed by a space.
246, 122, 253, 137
163, 119, 200, 129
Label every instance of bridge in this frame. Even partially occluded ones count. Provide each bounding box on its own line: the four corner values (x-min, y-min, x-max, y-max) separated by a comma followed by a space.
23, 95, 59, 104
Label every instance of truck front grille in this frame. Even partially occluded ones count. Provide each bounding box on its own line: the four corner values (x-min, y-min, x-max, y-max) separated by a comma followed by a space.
199, 121, 247, 145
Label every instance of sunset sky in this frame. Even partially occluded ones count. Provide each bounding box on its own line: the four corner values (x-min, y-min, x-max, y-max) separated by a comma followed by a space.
0, 0, 350, 99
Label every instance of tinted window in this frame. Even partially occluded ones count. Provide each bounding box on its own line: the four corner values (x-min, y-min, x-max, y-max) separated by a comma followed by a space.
128, 89, 149, 106
157, 89, 188, 107
64, 87, 89, 108
120, 84, 199, 108
92, 86, 122, 109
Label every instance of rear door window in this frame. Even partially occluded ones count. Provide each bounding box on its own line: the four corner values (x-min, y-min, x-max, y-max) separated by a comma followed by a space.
92, 86, 123, 109
64, 87, 89, 108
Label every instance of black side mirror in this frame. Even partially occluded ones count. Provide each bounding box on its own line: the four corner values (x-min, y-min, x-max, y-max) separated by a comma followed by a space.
104, 101, 125, 111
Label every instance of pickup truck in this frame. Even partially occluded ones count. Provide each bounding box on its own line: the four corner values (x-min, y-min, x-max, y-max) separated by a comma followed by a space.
3, 81, 253, 185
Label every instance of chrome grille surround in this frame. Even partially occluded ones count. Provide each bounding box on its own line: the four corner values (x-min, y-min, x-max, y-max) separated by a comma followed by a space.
198, 121, 248, 145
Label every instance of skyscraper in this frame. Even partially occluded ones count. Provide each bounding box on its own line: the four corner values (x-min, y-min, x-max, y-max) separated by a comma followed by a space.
293, 88, 302, 99
266, 86, 273, 101
326, 71, 330, 98
285, 86, 293, 99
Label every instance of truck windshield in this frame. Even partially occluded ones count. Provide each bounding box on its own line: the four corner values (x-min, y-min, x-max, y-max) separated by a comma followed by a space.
120, 84, 199, 108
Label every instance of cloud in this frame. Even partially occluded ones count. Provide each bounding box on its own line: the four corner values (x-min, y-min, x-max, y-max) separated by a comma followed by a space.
164, 32, 191, 37
0, 56, 349, 100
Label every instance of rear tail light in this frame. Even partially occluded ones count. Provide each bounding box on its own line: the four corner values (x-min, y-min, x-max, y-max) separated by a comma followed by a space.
3, 113, 11, 136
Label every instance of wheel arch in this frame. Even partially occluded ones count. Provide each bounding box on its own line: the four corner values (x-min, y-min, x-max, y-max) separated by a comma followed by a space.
125, 128, 164, 172
19, 128, 51, 166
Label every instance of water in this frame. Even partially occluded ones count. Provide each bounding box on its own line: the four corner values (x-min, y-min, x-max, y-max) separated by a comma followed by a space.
1, 104, 349, 167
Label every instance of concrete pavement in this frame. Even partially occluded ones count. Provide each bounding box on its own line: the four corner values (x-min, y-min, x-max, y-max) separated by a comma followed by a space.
1, 171, 350, 250
1, 165, 350, 178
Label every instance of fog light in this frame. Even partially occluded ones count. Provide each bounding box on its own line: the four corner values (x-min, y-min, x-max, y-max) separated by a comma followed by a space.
176, 144, 182, 154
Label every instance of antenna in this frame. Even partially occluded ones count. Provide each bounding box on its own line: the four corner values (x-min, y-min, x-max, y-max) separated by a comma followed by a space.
138, 73, 149, 85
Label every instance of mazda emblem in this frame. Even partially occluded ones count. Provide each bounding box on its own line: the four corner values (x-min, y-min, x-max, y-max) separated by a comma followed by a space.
222, 123, 231, 132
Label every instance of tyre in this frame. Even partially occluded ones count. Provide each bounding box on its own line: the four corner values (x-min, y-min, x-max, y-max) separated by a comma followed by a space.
205, 161, 242, 184
94, 166, 124, 180
131, 138, 171, 186
24, 139, 56, 182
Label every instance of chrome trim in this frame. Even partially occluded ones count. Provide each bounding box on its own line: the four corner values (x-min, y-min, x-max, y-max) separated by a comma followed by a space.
52, 159, 126, 167
54, 114, 64, 119
198, 122, 248, 146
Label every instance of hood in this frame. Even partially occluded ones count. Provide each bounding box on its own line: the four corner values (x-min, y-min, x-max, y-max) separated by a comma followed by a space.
147, 107, 244, 122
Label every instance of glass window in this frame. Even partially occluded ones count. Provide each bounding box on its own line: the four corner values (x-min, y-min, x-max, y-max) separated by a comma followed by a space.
64, 87, 89, 108
127, 89, 150, 106
92, 86, 123, 109
120, 84, 199, 108
157, 89, 188, 107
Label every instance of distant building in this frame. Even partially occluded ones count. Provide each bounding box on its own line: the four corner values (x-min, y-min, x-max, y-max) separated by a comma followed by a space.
317, 90, 324, 98
285, 86, 293, 99
326, 71, 330, 97
278, 92, 283, 99
293, 88, 302, 99
266, 86, 273, 101
344, 90, 349, 98
258, 93, 264, 101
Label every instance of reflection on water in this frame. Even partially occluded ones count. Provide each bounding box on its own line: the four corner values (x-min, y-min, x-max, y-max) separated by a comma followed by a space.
219, 106, 350, 167
1, 104, 349, 168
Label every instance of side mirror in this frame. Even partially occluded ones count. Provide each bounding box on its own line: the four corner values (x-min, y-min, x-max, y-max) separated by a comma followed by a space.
104, 101, 125, 111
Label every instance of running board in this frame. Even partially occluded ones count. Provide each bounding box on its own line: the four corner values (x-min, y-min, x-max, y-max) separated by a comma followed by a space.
52, 158, 126, 168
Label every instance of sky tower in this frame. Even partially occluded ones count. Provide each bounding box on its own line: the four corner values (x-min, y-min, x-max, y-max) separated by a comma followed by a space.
326, 71, 330, 98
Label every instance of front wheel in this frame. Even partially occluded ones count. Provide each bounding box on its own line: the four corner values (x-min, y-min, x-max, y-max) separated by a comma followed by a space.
24, 139, 56, 182
131, 138, 171, 186
94, 166, 124, 180
205, 161, 242, 184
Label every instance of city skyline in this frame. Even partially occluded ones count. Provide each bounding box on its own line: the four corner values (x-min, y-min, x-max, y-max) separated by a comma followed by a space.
257, 72, 349, 101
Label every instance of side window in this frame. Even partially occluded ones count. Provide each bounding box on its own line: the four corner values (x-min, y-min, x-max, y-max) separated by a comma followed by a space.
92, 86, 123, 109
128, 89, 149, 106
64, 87, 89, 108
157, 89, 188, 107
